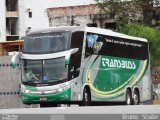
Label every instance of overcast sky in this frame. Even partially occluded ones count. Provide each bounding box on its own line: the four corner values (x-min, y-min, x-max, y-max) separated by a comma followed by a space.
36, 0, 96, 8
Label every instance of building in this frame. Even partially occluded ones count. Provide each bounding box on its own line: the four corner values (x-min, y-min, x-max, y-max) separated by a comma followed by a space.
0, 0, 95, 42
47, 4, 116, 29
0, 40, 23, 56
1, 0, 158, 42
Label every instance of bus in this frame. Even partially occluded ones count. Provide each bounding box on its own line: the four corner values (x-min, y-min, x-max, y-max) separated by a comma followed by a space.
11, 26, 152, 106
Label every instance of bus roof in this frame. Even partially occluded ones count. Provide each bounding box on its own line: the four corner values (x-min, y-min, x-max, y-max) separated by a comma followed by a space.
28, 26, 147, 42
85, 27, 147, 42
28, 26, 83, 34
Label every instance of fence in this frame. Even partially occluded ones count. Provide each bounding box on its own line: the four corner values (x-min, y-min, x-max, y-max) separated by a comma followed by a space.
0, 56, 29, 109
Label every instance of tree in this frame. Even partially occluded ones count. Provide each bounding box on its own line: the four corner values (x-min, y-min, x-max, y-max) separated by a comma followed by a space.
95, 0, 135, 24
95, 0, 159, 26
133, 0, 154, 24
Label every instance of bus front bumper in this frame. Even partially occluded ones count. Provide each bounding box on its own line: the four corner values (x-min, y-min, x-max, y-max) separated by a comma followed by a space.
21, 88, 71, 104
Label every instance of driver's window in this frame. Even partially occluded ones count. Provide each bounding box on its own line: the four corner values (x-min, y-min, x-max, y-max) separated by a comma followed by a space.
69, 31, 84, 79
69, 54, 80, 79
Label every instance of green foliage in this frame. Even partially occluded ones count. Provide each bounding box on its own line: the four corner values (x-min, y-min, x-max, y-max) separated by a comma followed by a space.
95, 0, 155, 25
119, 22, 160, 67
96, 0, 136, 23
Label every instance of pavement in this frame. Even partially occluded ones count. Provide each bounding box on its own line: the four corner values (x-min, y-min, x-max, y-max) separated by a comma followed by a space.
0, 105, 160, 120
0, 105, 160, 114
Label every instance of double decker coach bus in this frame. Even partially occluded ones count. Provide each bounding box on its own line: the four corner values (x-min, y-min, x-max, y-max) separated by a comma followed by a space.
11, 26, 152, 106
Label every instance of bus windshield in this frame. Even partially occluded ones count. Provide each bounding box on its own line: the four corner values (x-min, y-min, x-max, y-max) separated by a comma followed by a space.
23, 31, 70, 54
22, 57, 68, 84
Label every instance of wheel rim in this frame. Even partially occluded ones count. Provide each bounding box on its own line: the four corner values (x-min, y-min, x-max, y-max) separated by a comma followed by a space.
85, 92, 89, 102
133, 92, 139, 105
83, 89, 90, 106
84, 92, 89, 105
126, 93, 131, 105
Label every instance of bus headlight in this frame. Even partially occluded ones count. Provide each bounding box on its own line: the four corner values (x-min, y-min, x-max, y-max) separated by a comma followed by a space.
57, 88, 63, 92
24, 89, 30, 93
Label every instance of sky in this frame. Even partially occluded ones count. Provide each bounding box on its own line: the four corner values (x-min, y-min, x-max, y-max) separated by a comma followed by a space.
38, 0, 96, 8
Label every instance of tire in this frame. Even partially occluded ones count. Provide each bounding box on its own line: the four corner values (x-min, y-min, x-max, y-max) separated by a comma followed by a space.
132, 90, 140, 105
152, 91, 158, 100
83, 87, 91, 106
125, 90, 132, 105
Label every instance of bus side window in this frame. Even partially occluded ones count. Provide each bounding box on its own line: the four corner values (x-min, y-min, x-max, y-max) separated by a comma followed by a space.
69, 54, 80, 79
69, 31, 83, 79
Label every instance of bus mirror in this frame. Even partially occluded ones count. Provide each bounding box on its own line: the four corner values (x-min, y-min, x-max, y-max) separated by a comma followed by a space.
11, 52, 21, 68
65, 48, 79, 65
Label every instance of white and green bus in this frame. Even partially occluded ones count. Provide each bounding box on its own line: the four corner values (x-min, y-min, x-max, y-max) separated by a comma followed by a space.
11, 26, 152, 106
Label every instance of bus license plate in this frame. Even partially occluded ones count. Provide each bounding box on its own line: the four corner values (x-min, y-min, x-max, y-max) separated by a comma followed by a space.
40, 97, 47, 101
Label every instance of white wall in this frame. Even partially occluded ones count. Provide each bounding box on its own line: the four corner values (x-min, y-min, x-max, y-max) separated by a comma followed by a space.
0, 0, 6, 41
23, 0, 50, 31
19, 0, 26, 39
23, 0, 95, 29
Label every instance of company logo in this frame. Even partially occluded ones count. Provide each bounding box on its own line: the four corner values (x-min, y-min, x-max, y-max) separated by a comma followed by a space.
102, 58, 136, 70
37, 83, 49, 87
2, 114, 18, 120
41, 91, 45, 95
87, 34, 103, 54
87, 34, 98, 48
93, 42, 103, 54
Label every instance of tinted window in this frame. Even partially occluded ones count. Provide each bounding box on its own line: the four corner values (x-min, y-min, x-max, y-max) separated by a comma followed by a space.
85, 32, 148, 60
69, 31, 84, 79
22, 57, 68, 84
23, 31, 70, 54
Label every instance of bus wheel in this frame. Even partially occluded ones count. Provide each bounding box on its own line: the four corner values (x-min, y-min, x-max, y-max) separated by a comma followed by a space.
133, 90, 140, 105
125, 89, 132, 105
83, 87, 91, 106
